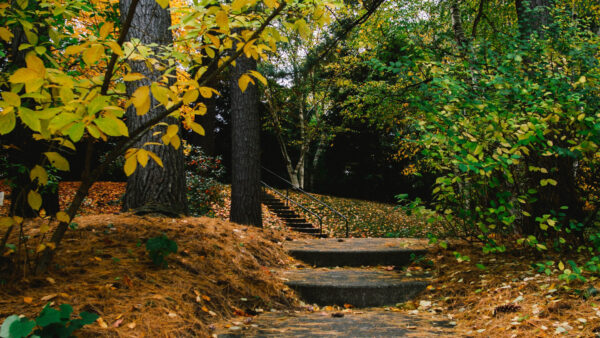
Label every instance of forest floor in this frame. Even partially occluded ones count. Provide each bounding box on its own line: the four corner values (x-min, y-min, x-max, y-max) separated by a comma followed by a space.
0, 181, 599, 337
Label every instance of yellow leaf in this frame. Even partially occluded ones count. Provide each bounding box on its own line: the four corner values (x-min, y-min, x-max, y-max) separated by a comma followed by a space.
99, 22, 113, 40
0, 216, 14, 229
44, 152, 70, 171
166, 124, 179, 138
123, 73, 146, 81
137, 149, 149, 167
215, 10, 229, 31
249, 70, 267, 86
199, 87, 218, 98
30, 165, 48, 185
171, 135, 180, 149
2, 92, 21, 107
238, 74, 254, 92
558, 261, 564, 271
28, 190, 42, 210
206, 34, 220, 48
155, 0, 169, 9
151, 84, 170, 106
9, 68, 40, 83
82, 44, 104, 66
39, 223, 50, 234
183, 89, 199, 105
107, 41, 124, 56
147, 151, 163, 167
124, 153, 137, 176
25, 53, 46, 77
0, 27, 13, 42
263, 0, 278, 8
190, 122, 205, 136
64, 44, 85, 55
56, 211, 70, 223
231, 0, 246, 11
131, 86, 150, 115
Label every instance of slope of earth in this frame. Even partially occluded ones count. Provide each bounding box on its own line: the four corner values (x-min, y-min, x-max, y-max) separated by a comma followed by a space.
0, 214, 301, 337
285, 190, 435, 238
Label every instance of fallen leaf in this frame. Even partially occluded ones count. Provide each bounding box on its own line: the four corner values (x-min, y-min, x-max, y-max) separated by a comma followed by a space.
41, 294, 57, 301
46, 277, 56, 284
113, 318, 124, 328
23, 297, 33, 304
127, 322, 136, 329
97, 317, 108, 328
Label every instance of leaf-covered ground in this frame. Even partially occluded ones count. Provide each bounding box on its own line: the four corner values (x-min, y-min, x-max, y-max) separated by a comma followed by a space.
1, 182, 599, 336
283, 190, 433, 238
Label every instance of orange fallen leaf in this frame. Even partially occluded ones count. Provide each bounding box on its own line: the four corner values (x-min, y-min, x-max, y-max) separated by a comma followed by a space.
97, 317, 108, 328
41, 294, 57, 302
127, 322, 136, 329
201, 306, 209, 312
202, 295, 211, 301
23, 297, 33, 304
343, 303, 353, 309
113, 318, 124, 328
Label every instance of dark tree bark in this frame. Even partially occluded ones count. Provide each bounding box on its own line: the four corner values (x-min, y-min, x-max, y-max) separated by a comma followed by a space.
2, 2, 59, 218
120, 0, 187, 215
229, 40, 262, 227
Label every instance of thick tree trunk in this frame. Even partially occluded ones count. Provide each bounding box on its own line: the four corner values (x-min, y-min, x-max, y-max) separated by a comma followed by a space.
120, 0, 187, 215
229, 41, 262, 227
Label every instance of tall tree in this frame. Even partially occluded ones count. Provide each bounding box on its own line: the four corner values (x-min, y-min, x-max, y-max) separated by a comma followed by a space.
229, 34, 262, 227
120, 0, 188, 215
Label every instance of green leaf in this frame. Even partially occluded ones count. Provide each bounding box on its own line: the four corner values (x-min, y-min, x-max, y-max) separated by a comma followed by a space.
0, 111, 16, 135
94, 117, 128, 137
35, 304, 61, 327
6, 316, 35, 338
44, 152, 70, 171
1, 315, 19, 338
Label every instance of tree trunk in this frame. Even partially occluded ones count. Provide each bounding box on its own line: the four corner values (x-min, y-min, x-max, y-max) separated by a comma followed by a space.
229, 38, 262, 227
120, 0, 187, 215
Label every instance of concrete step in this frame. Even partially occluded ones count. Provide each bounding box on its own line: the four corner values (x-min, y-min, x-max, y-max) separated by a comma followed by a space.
285, 238, 428, 267
282, 269, 428, 307
216, 309, 453, 337
287, 222, 314, 228
293, 227, 322, 234
282, 217, 307, 223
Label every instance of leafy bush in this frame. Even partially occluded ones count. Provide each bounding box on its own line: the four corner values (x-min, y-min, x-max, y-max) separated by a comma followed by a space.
184, 144, 225, 216
146, 234, 177, 268
0, 303, 98, 338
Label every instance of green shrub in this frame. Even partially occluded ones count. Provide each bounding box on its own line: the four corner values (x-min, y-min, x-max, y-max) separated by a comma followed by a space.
184, 144, 225, 216
0, 303, 98, 338
146, 234, 177, 268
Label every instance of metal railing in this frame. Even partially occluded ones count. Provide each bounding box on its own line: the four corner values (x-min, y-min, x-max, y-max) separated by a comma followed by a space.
261, 181, 323, 235
262, 166, 350, 237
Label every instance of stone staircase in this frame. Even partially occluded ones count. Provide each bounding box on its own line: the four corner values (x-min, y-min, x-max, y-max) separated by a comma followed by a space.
261, 193, 326, 237
218, 238, 453, 336
282, 238, 429, 307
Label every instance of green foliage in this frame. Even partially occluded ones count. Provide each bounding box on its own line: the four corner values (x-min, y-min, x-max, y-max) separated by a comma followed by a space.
184, 145, 225, 217
146, 234, 177, 268
0, 304, 98, 338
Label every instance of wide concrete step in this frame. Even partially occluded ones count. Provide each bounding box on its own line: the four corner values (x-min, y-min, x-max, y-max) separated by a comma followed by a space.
293, 228, 321, 234
287, 222, 313, 228
285, 238, 428, 267
282, 269, 428, 307
217, 309, 453, 337
282, 217, 307, 223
